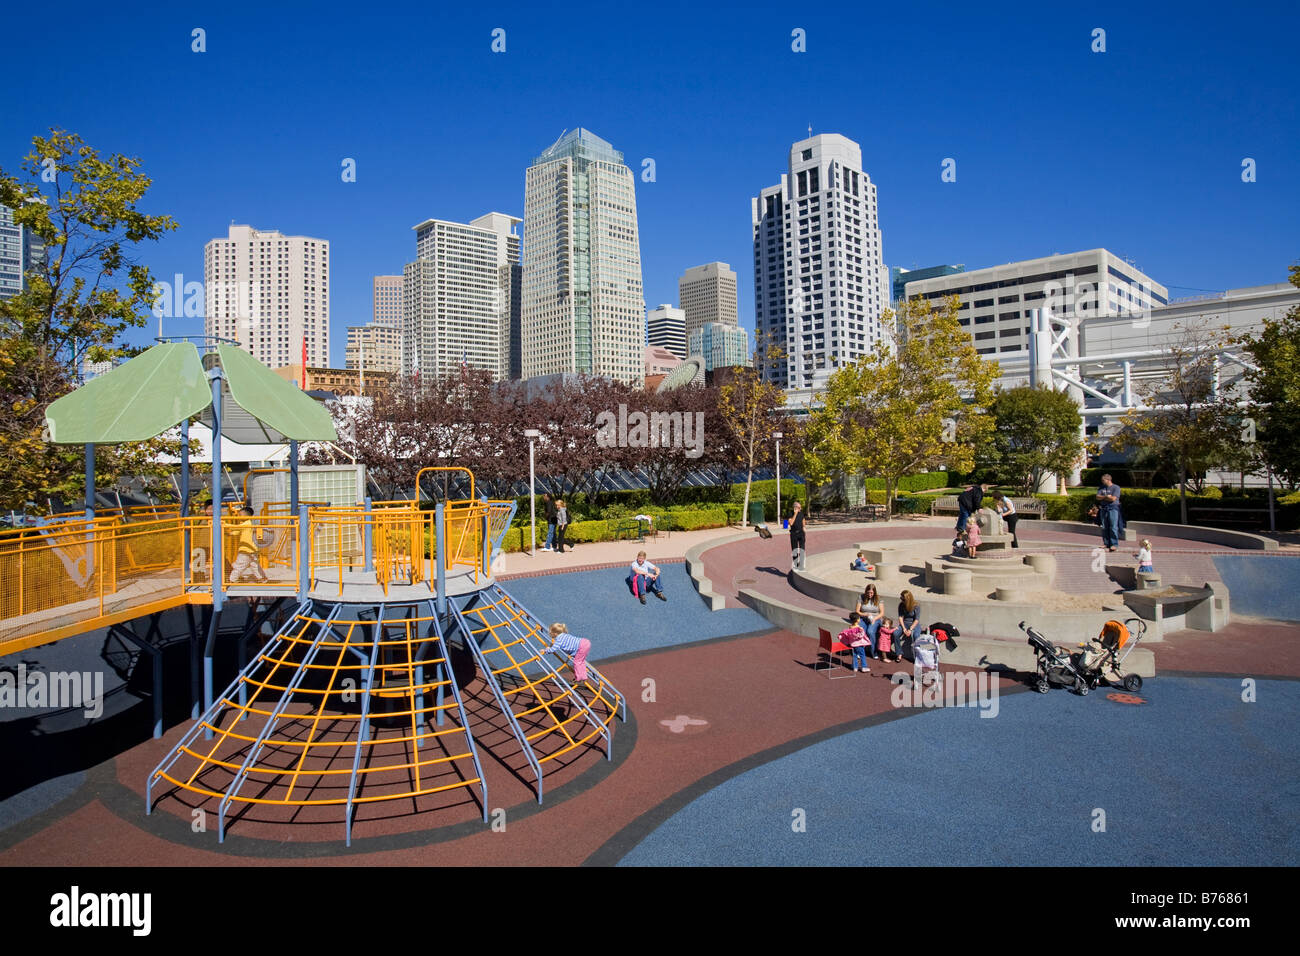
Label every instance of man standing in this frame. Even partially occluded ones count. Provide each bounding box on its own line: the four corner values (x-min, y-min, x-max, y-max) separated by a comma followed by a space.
1096, 474, 1123, 551
542, 493, 557, 551
957, 483, 985, 533
789, 500, 807, 571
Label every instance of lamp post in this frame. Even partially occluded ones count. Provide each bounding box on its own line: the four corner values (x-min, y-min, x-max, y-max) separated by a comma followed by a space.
524, 429, 541, 555
773, 431, 784, 525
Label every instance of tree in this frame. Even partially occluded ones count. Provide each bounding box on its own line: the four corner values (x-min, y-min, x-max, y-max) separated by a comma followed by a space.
976, 386, 1084, 495
719, 338, 786, 526
0, 130, 178, 510
1110, 321, 1243, 523
1240, 264, 1300, 487
804, 295, 998, 515
628, 384, 728, 506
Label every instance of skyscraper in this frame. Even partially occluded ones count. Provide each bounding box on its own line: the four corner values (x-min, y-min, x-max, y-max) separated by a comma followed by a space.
646, 304, 688, 358
0, 204, 46, 301
204, 224, 330, 368
689, 322, 751, 372
678, 262, 738, 339
401, 212, 521, 381
522, 128, 645, 386
751, 134, 889, 390
373, 275, 402, 327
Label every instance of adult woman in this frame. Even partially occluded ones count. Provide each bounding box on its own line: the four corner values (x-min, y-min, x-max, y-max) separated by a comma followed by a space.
554, 499, 570, 554
789, 501, 806, 570
856, 583, 885, 658
897, 589, 922, 663
992, 491, 1019, 548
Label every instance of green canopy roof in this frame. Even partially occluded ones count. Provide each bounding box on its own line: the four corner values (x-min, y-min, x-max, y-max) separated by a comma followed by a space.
45, 343, 210, 444
45, 341, 338, 445
199, 344, 337, 444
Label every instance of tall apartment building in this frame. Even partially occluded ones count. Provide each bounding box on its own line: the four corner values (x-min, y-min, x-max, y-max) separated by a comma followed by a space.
0, 204, 46, 300
678, 261, 738, 339
646, 304, 688, 358
752, 134, 889, 390
372, 275, 402, 327
903, 249, 1167, 358
345, 323, 402, 373
522, 128, 645, 386
401, 212, 521, 381
204, 224, 330, 368
689, 322, 751, 372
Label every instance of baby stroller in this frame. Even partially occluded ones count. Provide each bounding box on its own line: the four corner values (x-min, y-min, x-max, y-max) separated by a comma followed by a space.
1019, 620, 1091, 695
1075, 618, 1146, 693
911, 630, 941, 686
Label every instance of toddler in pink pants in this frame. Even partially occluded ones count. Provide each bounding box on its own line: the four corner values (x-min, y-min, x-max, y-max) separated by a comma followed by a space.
544, 622, 591, 682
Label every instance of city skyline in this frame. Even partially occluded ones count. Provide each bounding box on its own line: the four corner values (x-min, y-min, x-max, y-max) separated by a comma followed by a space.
2, 2, 1295, 369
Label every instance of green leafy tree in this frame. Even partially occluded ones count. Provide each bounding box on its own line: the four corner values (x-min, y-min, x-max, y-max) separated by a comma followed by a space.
1240, 264, 1300, 488
976, 386, 1084, 495
719, 336, 786, 526
805, 295, 998, 514
0, 130, 178, 510
1110, 321, 1242, 523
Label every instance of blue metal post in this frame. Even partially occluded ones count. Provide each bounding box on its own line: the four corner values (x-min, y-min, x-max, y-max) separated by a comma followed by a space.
208, 368, 224, 613
363, 497, 374, 572
481, 509, 490, 578
289, 439, 299, 515
84, 444, 95, 516
298, 505, 310, 601
435, 503, 447, 619
180, 419, 191, 512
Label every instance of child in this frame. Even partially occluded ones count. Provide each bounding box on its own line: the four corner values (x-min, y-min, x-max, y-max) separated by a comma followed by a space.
965, 520, 981, 558
849, 551, 873, 572
838, 611, 872, 674
1135, 539, 1154, 573
542, 622, 591, 682
876, 617, 897, 663
952, 530, 967, 557
229, 505, 269, 584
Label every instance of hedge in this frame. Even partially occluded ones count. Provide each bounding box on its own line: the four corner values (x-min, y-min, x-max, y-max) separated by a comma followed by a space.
495, 507, 731, 551
861, 471, 951, 493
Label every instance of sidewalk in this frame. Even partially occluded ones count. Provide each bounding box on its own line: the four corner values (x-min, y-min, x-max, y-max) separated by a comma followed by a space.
495, 526, 747, 578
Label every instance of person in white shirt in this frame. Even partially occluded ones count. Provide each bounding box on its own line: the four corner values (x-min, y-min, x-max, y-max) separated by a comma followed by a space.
1134, 539, 1154, 573
991, 491, 1019, 548
628, 551, 666, 604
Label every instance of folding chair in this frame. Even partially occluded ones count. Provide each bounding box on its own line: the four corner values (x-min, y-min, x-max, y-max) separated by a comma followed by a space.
814, 627, 854, 679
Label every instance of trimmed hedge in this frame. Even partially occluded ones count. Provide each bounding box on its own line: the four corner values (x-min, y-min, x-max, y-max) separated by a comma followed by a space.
496, 507, 731, 552
861, 471, 951, 493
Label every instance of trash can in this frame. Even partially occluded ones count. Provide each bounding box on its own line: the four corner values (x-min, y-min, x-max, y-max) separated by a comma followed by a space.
748, 501, 766, 527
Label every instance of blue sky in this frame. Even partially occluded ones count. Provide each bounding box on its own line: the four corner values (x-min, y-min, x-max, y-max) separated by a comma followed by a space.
4, 0, 1296, 366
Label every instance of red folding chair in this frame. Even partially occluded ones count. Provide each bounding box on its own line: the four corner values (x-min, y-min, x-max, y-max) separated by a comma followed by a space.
815, 627, 854, 679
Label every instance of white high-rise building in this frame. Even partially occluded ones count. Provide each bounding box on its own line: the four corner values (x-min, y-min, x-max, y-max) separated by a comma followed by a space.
402, 212, 521, 381
646, 304, 688, 358
522, 128, 645, 386
0, 204, 46, 301
204, 224, 330, 368
752, 134, 889, 390
678, 261, 739, 339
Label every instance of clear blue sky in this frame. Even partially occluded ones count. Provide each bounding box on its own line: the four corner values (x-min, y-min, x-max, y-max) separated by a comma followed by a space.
4, 0, 1296, 366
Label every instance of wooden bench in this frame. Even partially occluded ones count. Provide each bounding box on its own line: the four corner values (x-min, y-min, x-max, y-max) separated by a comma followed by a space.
931, 495, 959, 517
1009, 498, 1046, 519
1188, 507, 1268, 529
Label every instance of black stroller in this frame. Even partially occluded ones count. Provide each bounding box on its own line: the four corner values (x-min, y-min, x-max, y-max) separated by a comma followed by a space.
1020, 621, 1091, 695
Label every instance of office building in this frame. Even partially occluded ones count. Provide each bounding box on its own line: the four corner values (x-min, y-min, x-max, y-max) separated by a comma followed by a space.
345, 322, 401, 374
0, 204, 46, 300
522, 128, 645, 386
752, 134, 890, 390
678, 261, 738, 338
903, 249, 1168, 358
689, 321, 751, 372
892, 264, 964, 304
646, 304, 688, 358
204, 224, 330, 368
402, 212, 521, 381
373, 275, 402, 327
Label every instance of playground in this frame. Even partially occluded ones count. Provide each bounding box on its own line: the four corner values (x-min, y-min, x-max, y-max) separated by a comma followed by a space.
2, 339, 1298, 866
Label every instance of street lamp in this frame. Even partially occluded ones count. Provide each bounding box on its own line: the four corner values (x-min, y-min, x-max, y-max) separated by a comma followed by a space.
524, 429, 541, 555
773, 431, 784, 525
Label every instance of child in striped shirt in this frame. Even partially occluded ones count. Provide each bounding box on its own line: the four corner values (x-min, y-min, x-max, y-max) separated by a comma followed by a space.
543, 622, 592, 682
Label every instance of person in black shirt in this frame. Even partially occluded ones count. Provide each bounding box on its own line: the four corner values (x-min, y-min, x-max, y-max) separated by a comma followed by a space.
543, 493, 557, 551
789, 500, 806, 570
957, 483, 985, 533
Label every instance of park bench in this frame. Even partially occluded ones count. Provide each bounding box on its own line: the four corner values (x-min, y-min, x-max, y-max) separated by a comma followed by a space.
861, 503, 887, 521
613, 518, 644, 542
1188, 507, 1268, 529
931, 496, 959, 517
1009, 498, 1046, 519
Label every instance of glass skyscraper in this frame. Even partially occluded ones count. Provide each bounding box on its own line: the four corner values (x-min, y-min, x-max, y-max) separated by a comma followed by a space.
0, 205, 45, 301
522, 128, 645, 385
